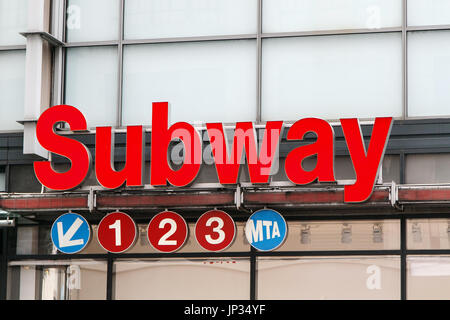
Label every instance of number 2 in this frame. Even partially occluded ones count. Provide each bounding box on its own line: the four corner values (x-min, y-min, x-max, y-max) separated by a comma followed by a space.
158, 218, 177, 246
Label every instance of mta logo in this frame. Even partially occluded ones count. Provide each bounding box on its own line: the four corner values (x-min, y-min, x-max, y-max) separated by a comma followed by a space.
245, 209, 287, 251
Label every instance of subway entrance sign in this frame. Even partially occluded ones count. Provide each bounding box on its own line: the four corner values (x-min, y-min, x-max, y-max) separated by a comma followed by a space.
245, 209, 287, 252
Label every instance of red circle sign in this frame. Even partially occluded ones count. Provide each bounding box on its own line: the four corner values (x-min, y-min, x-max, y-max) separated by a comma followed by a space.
195, 210, 236, 252
97, 211, 137, 253
147, 211, 188, 253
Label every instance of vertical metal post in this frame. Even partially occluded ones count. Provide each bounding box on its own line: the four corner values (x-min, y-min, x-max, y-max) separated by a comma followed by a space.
106, 254, 114, 300
401, 216, 407, 300
399, 152, 405, 184
256, 0, 262, 123
117, 0, 125, 127
402, 0, 408, 119
250, 247, 257, 300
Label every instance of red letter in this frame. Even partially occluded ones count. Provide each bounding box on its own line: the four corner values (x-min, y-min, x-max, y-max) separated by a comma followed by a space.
150, 102, 202, 187
341, 117, 393, 203
34, 105, 91, 190
284, 118, 336, 185
206, 121, 283, 184
95, 126, 144, 189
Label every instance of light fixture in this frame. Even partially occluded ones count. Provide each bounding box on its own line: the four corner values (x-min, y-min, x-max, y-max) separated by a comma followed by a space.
412, 223, 422, 243
341, 223, 352, 244
372, 223, 383, 243
300, 225, 311, 244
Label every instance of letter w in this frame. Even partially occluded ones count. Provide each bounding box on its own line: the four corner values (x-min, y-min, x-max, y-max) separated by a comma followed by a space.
206, 121, 283, 184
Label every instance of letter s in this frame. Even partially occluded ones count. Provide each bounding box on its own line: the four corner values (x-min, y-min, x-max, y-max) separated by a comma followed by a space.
34, 105, 91, 190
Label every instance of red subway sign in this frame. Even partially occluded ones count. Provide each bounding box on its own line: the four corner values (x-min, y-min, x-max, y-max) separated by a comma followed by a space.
33, 102, 393, 203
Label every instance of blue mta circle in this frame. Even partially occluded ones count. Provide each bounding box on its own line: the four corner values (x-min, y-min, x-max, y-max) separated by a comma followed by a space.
51, 213, 91, 254
245, 209, 287, 251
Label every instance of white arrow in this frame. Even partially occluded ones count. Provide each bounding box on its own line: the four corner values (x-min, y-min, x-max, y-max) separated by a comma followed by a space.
57, 218, 85, 248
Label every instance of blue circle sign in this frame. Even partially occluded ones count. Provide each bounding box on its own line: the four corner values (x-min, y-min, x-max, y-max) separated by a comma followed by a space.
51, 213, 91, 254
245, 209, 287, 251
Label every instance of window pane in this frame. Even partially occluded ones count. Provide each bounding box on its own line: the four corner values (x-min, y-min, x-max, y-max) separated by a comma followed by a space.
276, 220, 400, 251
407, 219, 450, 250
16, 225, 105, 255
114, 258, 250, 299
0, 50, 25, 131
408, 0, 450, 27
405, 154, 450, 184
263, 0, 401, 33
0, 167, 5, 192
124, 0, 257, 39
66, 0, 119, 42
407, 256, 450, 300
408, 31, 450, 117
261, 33, 402, 121
273, 155, 399, 183
0, 0, 28, 46
8, 260, 107, 300
257, 256, 400, 300
65, 46, 118, 128
122, 40, 257, 125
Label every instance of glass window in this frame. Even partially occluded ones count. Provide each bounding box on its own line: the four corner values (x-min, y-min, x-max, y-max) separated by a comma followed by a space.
114, 258, 250, 299
16, 225, 105, 255
0, 0, 28, 46
65, 46, 118, 128
66, 0, 120, 42
7, 260, 107, 300
405, 154, 450, 184
263, 0, 402, 33
122, 40, 257, 125
257, 256, 400, 300
124, 0, 257, 40
261, 33, 402, 121
408, 0, 450, 27
0, 50, 25, 131
272, 155, 400, 184
276, 220, 400, 252
408, 31, 450, 118
407, 256, 450, 300
407, 219, 450, 250
0, 167, 5, 192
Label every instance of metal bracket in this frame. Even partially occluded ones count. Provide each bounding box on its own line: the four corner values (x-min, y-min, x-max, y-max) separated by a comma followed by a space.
235, 184, 243, 211
390, 181, 403, 211
20, 31, 64, 47
88, 187, 96, 213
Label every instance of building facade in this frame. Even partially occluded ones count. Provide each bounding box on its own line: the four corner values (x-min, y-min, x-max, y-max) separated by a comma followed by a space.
2, 0, 450, 300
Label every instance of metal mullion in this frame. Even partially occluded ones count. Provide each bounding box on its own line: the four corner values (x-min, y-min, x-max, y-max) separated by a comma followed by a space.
122, 34, 258, 45
0, 46, 26, 51
117, 0, 124, 127
61, 0, 68, 107
64, 40, 120, 48
400, 216, 407, 300
261, 27, 403, 39
407, 250, 450, 255
256, 0, 262, 124
106, 254, 114, 300
407, 24, 450, 32
402, 0, 408, 120
255, 250, 401, 257
250, 247, 257, 300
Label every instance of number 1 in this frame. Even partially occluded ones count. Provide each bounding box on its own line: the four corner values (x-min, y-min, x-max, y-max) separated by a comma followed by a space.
109, 220, 121, 246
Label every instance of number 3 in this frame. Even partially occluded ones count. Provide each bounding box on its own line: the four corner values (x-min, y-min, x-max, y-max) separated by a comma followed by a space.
205, 217, 225, 245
